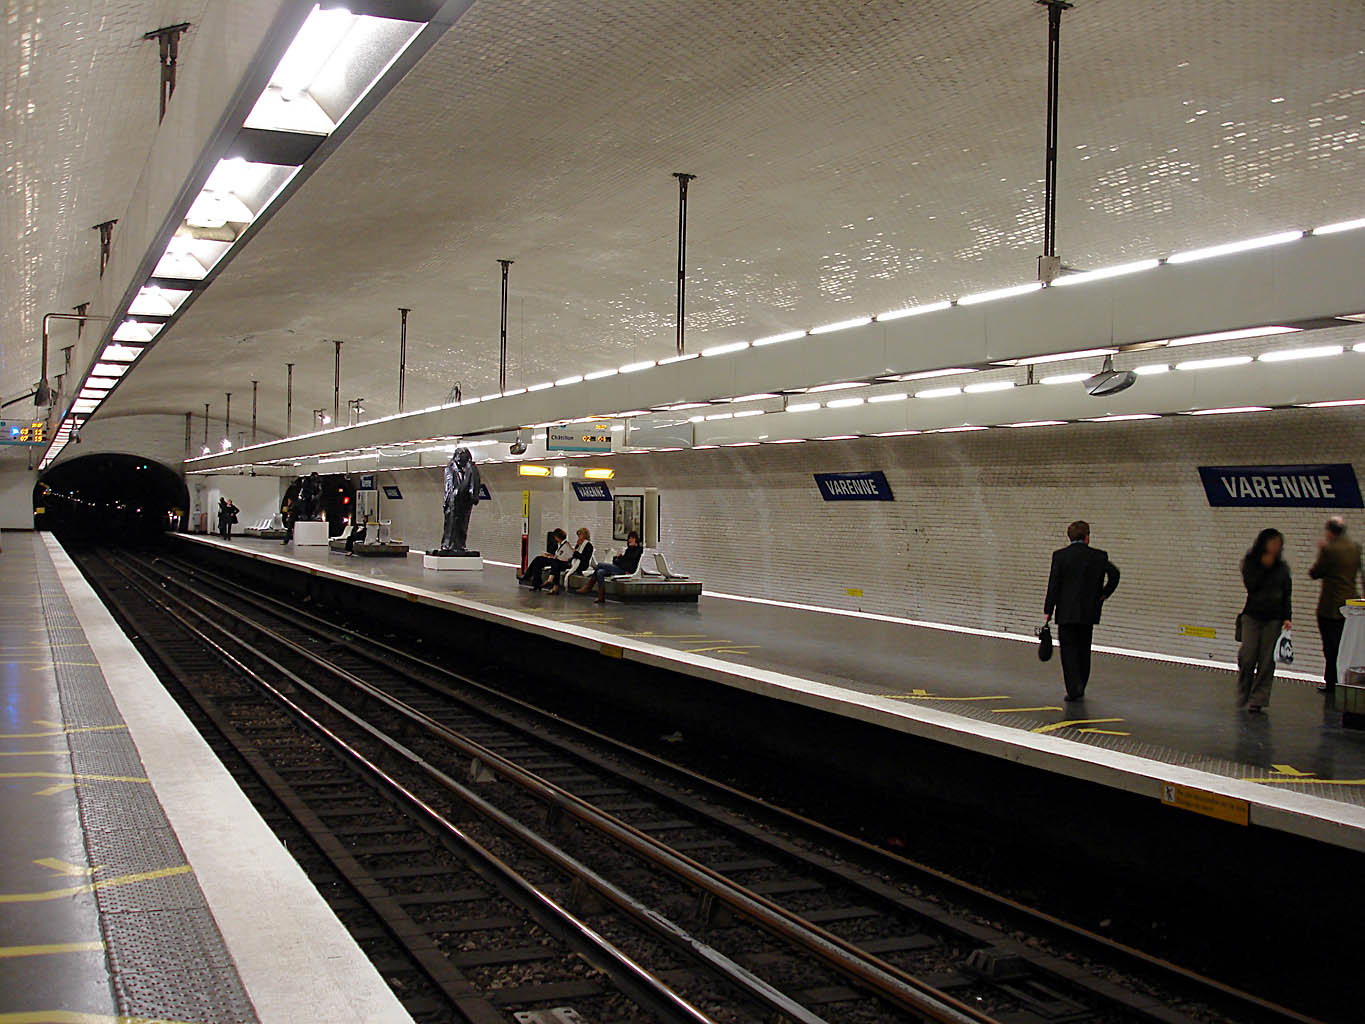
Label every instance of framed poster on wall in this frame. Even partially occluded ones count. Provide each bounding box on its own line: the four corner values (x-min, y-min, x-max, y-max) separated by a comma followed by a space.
613, 494, 643, 541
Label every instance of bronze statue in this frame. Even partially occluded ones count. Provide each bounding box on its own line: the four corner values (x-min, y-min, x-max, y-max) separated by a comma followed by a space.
296, 472, 323, 521
430, 448, 481, 555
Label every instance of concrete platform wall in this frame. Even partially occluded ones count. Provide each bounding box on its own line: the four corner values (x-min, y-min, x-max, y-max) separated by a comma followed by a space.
378, 406, 1364, 677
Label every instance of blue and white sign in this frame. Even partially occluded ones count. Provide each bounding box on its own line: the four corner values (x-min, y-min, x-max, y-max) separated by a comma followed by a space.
1198, 464, 1363, 508
572, 481, 612, 502
382, 485, 402, 500
478, 483, 492, 501
814, 471, 895, 502
547, 423, 613, 453
358, 473, 376, 490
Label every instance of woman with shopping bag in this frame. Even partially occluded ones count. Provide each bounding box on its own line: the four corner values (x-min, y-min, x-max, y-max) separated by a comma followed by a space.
1237, 528, 1293, 713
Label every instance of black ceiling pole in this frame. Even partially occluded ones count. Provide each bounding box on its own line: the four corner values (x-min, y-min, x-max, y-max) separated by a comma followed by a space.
331, 340, 344, 424
203, 403, 210, 452
397, 308, 411, 413
1037, 0, 1071, 283
286, 363, 294, 435
250, 380, 258, 444
672, 173, 697, 356
224, 393, 231, 447
497, 261, 513, 393
184, 411, 192, 460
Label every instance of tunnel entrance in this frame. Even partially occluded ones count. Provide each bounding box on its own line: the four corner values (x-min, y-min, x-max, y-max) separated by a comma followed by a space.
36, 454, 189, 544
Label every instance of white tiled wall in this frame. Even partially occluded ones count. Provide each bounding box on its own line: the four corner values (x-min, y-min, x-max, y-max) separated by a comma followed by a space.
380, 407, 1365, 677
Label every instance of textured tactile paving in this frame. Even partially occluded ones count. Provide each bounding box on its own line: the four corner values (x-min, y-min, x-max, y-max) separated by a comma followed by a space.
34, 544, 259, 1022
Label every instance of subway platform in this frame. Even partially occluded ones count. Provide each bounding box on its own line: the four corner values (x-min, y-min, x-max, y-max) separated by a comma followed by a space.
177, 534, 1365, 853
0, 532, 410, 1024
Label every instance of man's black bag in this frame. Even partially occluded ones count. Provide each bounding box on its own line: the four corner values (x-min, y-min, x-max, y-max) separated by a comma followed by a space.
1036, 623, 1054, 662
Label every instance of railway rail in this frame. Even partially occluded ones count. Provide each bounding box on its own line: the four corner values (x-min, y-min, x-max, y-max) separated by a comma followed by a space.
77, 546, 1318, 1024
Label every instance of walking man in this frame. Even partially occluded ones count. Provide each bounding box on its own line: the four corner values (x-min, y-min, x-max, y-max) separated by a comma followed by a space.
1043, 520, 1120, 701
1309, 516, 1362, 694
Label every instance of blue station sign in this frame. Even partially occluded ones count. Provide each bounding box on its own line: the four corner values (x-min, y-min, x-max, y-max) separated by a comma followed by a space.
382, 485, 402, 500
814, 471, 894, 502
572, 481, 613, 502
1198, 464, 1363, 508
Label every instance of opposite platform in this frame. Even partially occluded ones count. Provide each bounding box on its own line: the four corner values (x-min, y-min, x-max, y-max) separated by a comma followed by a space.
0, 531, 411, 1024
176, 534, 1365, 852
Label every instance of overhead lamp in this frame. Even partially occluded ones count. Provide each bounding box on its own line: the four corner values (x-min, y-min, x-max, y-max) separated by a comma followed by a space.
1302, 399, 1365, 408
1133, 363, 1170, 376
112, 320, 160, 343
92, 363, 128, 377
518, 465, 551, 477
526, 381, 554, 392
704, 412, 733, 421
785, 401, 821, 413
584, 468, 614, 479
555, 375, 583, 386
809, 316, 872, 335
766, 438, 807, 444
723, 441, 760, 447
101, 344, 143, 362
687, 415, 705, 423
1314, 217, 1365, 235
964, 381, 1015, 394
153, 248, 208, 281
584, 368, 618, 381
1167, 230, 1303, 263
1084, 355, 1137, 396
825, 397, 864, 408
958, 282, 1042, 305
815, 434, 860, 440
934, 425, 988, 433
894, 368, 978, 382
79, 389, 110, 399
273, 5, 357, 101
732, 409, 764, 418
877, 301, 951, 321
658, 352, 699, 365
128, 286, 190, 316
552, 466, 569, 478
620, 360, 655, 373
805, 382, 868, 393
503, 387, 528, 396
221, 438, 233, 450
1190, 406, 1272, 416
86, 376, 119, 388
995, 347, 1117, 366
692, 444, 719, 449
702, 341, 749, 357
1006, 420, 1067, 428
71, 400, 99, 413
867, 392, 908, 403
873, 430, 922, 437
1257, 345, 1343, 363
201, 445, 211, 456
1167, 325, 1298, 347
1085, 413, 1160, 422
728, 393, 780, 402
1051, 259, 1161, 286
1041, 372, 1089, 386
916, 386, 961, 399
1176, 355, 1254, 371
185, 191, 255, 229
752, 330, 806, 347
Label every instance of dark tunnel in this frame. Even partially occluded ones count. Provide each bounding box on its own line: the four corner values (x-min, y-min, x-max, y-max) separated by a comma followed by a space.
35, 454, 189, 544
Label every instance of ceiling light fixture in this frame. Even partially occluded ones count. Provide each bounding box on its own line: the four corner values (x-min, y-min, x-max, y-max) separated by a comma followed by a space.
893, 368, 978, 382
619, 360, 655, 373
963, 381, 1015, 394
1189, 406, 1272, 416
958, 282, 1042, 305
809, 316, 872, 335
1084, 355, 1137, 396
766, 438, 807, 444
995, 347, 1118, 366
815, 434, 860, 440
91, 363, 128, 377
785, 401, 821, 413
1302, 399, 1365, 408
1167, 230, 1303, 263
934, 425, 988, 433
100, 344, 143, 362
584, 368, 618, 380
877, 301, 952, 321
1133, 363, 1170, 376
518, 464, 551, 477
1040, 373, 1090, 386
526, 381, 554, 392
1051, 259, 1161, 286
916, 386, 961, 399
1006, 420, 1068, 428
1314, 217, 1365, 235
732, 409, 765, 418
825, 397, 864, 408
867, 392, 908, 403
1166, 325, 1299, 347
658, 352, 699, 365
112, 321, 160, 343
1257, 345, 1344, 363
1084, 413, 1160, 422
1176, 355, 1254, 371
555, 375, 583, 386
805, 382, 869, 393
702, 341, 749, 357
272, 4, 356, 101
873, 430, 922, 437
752, 330, 807, 347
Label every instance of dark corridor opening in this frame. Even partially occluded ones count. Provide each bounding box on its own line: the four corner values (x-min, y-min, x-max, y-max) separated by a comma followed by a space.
36, 454, 189, 544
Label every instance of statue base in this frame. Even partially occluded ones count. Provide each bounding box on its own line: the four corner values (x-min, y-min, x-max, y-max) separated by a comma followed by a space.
423, 553, 483, 571
292, 520, 330, 546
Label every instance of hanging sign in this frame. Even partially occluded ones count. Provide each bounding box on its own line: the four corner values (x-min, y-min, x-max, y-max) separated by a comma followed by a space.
358, 473, 376, 490
547, 423, 612, 453
382, 485, 402, 500
572, 481, 612, 502
814, 471, 895, 502
1197, 464, 1363, 508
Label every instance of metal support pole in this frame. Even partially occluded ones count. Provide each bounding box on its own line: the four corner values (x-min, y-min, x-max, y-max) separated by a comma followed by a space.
397, 308, 410, 413
286, 363, 294, 435
224, 393, 231, 447
1037, 0, 1070, 282
497, 261, 513, 393
39, 312, 111, 407
250, 380, 258, 444
332, 340, 343, 425
203, 403, 210, 452
672, 173, 697, 356
184, 411, 192, 460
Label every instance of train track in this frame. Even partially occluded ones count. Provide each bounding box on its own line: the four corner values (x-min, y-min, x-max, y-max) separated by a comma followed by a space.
79, 547, 1317, 1024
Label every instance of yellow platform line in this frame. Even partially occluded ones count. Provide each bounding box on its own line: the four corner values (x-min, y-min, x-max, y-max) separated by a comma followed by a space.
991, 706, 1063, 713
887, 693, 1011, 702
0, 772, 148, 784
0, 750, 68, 757
0, 726, 126, 740
1031, 717, 1124, 734
1245, 776, 1365, 786
0, 941, 104, 959
0, 865, 191, 904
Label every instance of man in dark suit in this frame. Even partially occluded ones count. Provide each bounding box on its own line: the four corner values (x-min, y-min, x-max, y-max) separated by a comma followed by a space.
1044, 520, 1121, 701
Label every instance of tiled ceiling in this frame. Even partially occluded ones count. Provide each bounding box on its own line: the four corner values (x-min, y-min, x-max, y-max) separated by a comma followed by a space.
78, 0, 1365, 437
2, 0, 214, 406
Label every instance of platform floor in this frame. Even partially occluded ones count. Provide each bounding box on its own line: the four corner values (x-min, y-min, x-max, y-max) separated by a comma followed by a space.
1, 532, 411, 1023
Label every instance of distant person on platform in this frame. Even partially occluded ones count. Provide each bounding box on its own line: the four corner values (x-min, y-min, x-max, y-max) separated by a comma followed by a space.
521, 528, 571, 591
549, 528, 594, 595
1237, 528, 1292, 713
1043, 520, 1120, 702
217, 497, 239, 540
579, 531, 643, 603
280, 496, 296, 545
1309, 516, 1362, 695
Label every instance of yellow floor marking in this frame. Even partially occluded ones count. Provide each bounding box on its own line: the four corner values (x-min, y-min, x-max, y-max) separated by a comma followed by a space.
0, 750, 68, 757
0, 864, 192, 904
34, 783, 76, 797
621, 633, 709, 640
1244, 776, 1365, 786
1270, 763, 1315, 777
0, 772, 148, 784
1074, 728, 1131, 736
0, 726, 126, 740
33, 858, 100, 878
0, 1014, 201, 1024
1031, 718, 1125, 734
990, 706, 1064, 713
887, 693, 1011, 702
32, 720, 64, 728
682, 644, 761, 654
0, 941, 105, 959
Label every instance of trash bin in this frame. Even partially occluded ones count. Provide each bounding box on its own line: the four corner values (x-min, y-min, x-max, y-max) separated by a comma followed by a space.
1334, 599, 1365, 728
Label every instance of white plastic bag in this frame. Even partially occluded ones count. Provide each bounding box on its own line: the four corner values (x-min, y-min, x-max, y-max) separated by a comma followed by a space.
1275, 627, 1294, 665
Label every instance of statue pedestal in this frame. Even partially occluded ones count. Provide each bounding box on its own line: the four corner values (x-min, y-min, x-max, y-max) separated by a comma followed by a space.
423, 553, 483, 571
293, 521, 330, 546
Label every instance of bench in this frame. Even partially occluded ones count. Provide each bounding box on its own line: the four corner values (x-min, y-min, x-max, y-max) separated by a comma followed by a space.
242, 517, 286, 540
327, 521, 409, 557
565, 550, 701, 602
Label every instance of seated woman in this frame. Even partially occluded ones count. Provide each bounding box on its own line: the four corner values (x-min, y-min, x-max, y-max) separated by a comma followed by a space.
521, 529, 572, 591
577, 531, 642, 603
549, 527, 593, 594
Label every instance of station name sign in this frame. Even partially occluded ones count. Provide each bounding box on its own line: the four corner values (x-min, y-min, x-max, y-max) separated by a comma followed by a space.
814, 471, 894, 502
1198, 464, 1363, 509
572, 481, 612, 502
547, 423, 612, 453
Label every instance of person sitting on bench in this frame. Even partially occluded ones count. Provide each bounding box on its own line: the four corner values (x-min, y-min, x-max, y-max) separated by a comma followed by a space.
521, 529, 571, 591
549, 528, 593, 594
578, 531, 642, 603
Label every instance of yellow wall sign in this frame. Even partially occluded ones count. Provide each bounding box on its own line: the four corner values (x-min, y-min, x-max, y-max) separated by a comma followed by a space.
1179, 624, 1217, 639
846, 588, 863, 597
520, 490, 530, 518
1160, 783, 1248, 826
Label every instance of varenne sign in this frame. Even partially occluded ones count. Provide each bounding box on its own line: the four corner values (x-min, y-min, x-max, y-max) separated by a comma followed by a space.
1198, 464, 1362, 508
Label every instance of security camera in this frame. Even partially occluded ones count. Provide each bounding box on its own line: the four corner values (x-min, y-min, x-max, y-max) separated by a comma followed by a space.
1085, 355, 1136, 397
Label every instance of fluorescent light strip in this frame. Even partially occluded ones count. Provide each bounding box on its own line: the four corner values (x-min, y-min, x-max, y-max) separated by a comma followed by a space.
555, 375, 583, 386
766, 438, 806, 444
805, 382, 868, 393
1190, 406, 1272, 416
867, 393, 908, 404
526, 382, 554, 392
1257, 345, 1343, 363
752, 330, 807, 347
1302, 399, 1365, 408
1050, 259, 1161, 286
895, 368, 978, 382
702, 341, 749, 357
1133, 364, 1170, 376
958, 282, 1041, 305
825, 397, 864, 409
732, 409, 765, 418
1167, 230, 1303, 263
816, 434, 859, 440
809, 316, 872, 335
91, 363, 128, 377
934, 425, 987, 433
1085, 414, 1160, 422
996, 347, 1117, 366
963, 381, 1014, 394
584, 368, 618, 380
916, 386, 961, 399
1167, 325, 1298, 347
877, 301, 951, 321
1314, 217, 1365, 235
1040, 373, 1089, 386
101, 344, 143, 362
620, 360, 655, 373
785, 402, 821, 413
658, 353, 699, 365
1006, 420, 1067, 428
1176, 355, 1253, 371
